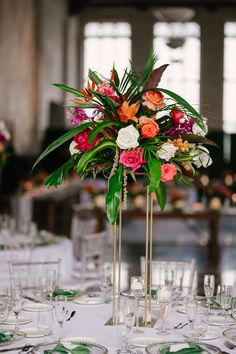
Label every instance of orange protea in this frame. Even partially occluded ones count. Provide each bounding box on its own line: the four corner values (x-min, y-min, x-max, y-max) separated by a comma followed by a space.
118, 101, 140, 123
171, 138, 192, 152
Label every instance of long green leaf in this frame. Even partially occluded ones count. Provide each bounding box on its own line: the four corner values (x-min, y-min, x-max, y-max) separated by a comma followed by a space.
155, 181, 167, 211
88, 121, 120, 143
88, 69, 103, 84
53, 83, 84, 97
33, 122, 93, 170
76, 140, 116, 174
105, 166, 123, 225
44, 158, 77, 187
148, 157, 161, 193
170, 134, 218, 147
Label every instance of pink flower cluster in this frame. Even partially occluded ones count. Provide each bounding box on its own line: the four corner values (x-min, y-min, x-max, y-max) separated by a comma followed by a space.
119, 148, 146, 171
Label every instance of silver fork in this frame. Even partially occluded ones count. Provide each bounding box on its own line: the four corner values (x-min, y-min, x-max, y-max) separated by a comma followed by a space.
224, 341, 236, 350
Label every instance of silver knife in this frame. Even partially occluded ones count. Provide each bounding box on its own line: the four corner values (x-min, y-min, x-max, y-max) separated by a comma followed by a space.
23, 296, 43, 303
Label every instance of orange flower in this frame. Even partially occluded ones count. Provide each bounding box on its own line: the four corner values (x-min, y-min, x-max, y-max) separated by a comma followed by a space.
118, 101, 139, 123
141, 119, 159, 138
81, 80, 96, 101
142, 90, 165, 111
171, 138, 192, 152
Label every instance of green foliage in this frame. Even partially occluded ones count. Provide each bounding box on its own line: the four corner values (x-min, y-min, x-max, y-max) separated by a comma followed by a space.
155, 181, 167, 211
106, 166, 123, 224
44, 158, 78, 187
53, 84, 84, 97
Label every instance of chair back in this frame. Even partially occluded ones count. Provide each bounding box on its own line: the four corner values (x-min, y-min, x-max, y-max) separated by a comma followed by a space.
140, 257, 197, 294
8, 259, 61, 291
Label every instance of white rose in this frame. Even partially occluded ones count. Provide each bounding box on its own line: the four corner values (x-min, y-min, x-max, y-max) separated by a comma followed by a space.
116, 125, 139, 149
69, 140, 80, 155
157, 142, 178, 161
191, 146, 212, 168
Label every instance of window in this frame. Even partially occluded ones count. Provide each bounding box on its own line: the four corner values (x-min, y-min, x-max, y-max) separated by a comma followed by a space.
153, 22, 200, 108
83, 22, 131, 82
223, 22, 236, 133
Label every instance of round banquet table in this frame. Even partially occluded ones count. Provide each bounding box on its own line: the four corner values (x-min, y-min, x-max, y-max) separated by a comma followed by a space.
1, 297, 234, 354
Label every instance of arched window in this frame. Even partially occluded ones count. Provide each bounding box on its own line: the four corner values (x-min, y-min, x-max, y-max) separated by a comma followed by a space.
83, 22, 131, 82
153, 22, 200, 108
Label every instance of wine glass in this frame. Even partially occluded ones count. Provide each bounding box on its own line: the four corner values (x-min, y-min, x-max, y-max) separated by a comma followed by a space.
100, 264, 112, 301
46, 269, 57, 302
0, 296, 9, 330
54, 296, 68, 343
156, 286, 172, 335
217, 285, 232, 328
116, 300, 135, 354
130, 276, 144, 334
203, 274, 215, 321
11, 290, 23, 331
185, 296, 198, 339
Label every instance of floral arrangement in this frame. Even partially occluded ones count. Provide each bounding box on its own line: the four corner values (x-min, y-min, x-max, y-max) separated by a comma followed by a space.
34, 53, 215, 224
0, 121, 11, 168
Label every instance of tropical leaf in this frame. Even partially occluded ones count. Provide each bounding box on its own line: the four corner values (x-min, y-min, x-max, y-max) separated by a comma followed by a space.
148, 157, 161, 193
76, 139, 116, 174
105, 166, 123, 225
155, 181, 167, 211
88, 121, 121, 143
53, 83, 84, 98
88, 69, 103, 84
145, 64, 169, 89
44, 158, 77, 187
32, 122, 94, 170
112, 67, 120, 86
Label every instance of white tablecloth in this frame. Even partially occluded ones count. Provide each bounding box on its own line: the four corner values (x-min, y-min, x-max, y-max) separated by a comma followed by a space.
1, 298, 233, 354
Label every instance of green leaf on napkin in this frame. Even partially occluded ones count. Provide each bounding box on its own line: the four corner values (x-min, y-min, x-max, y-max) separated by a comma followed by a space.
160, 342, 202, 354
44, 343, 91, 354
0, 332, 13, 342
52, 288, 80, 298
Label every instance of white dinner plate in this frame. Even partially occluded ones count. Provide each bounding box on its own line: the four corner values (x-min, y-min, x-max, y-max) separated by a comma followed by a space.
146, 341, 216, 354
203, 314, 236, 326
19, 326, 51, 338
128, 336, 160, 348
2, 315, 32, 325
184, 328, 222, 340
73, 296, 105, 305
23, 303, 53, 312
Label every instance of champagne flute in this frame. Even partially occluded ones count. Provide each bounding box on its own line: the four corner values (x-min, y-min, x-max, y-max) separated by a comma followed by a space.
46, 269, 57, 302
218, 285, 232, 328
203, 274, 215, 321
54, 296, 68, 343
11, 291, 23, 331
185, 296, 198, 339
130, 276, 144, 334
156, 286, 172, 335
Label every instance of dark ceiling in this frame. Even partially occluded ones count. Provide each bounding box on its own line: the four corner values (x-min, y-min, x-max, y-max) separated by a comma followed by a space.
67, 0, 236, 14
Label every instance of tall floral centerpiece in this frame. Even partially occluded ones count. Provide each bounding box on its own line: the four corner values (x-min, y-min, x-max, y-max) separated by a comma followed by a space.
34, 52, 215, 323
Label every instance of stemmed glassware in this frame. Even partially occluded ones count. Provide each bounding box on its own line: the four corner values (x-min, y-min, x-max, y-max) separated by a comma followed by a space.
130, 276, 144, 334
217, 285, 232, 328
0, 296, 10, 330
100, 264, 113, 301
54, 295, 68, 343
156, 286, 172, 335
116, 299, 135, 354
185, 296, 198, 339
203, 274, 215, 321
46, 269, 57, 302
11, 289, 23, 331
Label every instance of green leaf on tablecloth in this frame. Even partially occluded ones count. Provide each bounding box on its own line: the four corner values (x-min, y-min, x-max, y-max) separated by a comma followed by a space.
0, 332, 13, 342
53, 288, 80, 298
160, 342, 203, 354
44, 343, 91, 354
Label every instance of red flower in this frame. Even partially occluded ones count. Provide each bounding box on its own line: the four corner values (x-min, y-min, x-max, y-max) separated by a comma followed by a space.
74, 128, 99, 152
170, 109, 186, 125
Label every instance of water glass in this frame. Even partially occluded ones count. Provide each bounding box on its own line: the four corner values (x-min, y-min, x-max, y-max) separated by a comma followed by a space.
130, 276, 144, 334
100, 264, 112, 301
0, 296, 10, 329
54, 296, 68, 343
116, 301, 135, 354
185, 296, 198, 338
203, 274, 215, 320
217, 284, 232, 327
156, 286, 172, 335
46, 270, 57, 302
11, 291, 23, 331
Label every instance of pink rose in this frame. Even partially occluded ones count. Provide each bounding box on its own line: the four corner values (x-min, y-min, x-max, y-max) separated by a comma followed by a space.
119, 148, 146, 171
170, 109, 186, 124
161, 163, 177, 182
74, 128, 99, 152
97, 82, 115, 100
